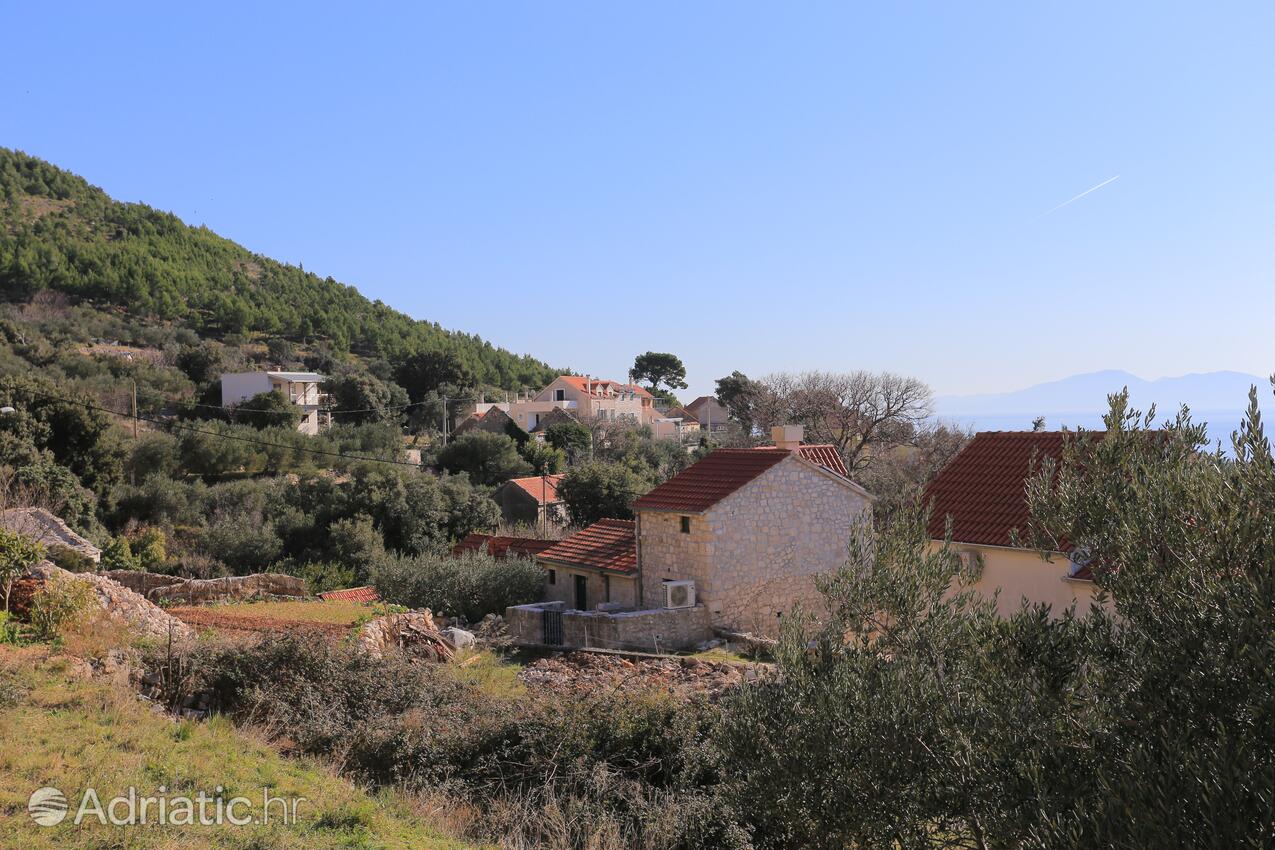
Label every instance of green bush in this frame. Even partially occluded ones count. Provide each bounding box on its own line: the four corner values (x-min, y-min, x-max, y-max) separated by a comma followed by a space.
29, 573, 96, 641
371, 549, 542, 622
173, 635, 738, 849
298, 561, 356, 595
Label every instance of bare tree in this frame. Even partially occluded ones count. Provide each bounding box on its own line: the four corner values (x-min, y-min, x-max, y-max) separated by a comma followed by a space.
753, 371, 934, 473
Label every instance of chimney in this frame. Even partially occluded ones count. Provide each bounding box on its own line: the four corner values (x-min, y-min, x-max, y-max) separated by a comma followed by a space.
772, 425, 804, 451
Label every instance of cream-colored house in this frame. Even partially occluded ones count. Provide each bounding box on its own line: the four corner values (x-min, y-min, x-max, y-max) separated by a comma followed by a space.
923, 431, 1099, 617
221, 371, 328, 435
478, 375, 658, 432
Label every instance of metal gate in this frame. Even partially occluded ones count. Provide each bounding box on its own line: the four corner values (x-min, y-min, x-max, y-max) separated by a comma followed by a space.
542, 609, 564, 646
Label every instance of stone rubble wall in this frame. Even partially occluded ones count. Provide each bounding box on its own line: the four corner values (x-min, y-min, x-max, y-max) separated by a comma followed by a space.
506, 602, 712, 653
144, 573, 308, 605
24, 562, 194, 642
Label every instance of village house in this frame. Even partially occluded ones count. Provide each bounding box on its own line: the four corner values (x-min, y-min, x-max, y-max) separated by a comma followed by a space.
452, 533, 558, 560
221, 370, 329, 435
517, 426, 873, 640
536, 518, 639, 610
633, 425, 873, 635
478, 375, 658, 432
493, 474, 566, 529
922, 431, 1099, 617
684, 395, 732, 435
451, 406, 528, 442
649, 406, 702, 442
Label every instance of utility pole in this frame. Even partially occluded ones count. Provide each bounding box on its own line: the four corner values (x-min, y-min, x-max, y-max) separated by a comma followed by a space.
542, 472, 548, 538
130, 379, 138, 486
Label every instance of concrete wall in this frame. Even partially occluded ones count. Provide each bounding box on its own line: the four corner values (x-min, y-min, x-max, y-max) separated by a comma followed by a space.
540, 564, 638, 610
639, 454, 871, 637
506, 602, 712, 652
936, 542, 1104, 618
221, 372, 273, 405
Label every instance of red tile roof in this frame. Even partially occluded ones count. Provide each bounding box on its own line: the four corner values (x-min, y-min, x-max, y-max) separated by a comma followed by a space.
923, 431, 1095, 548
503, 474, 564, 505
663, 406, 698, 423
555, 375, 653, 399
451, 533, 558, 559
318, 586, 380, 603
537, 519, 637, 574
634, 445, 854, 514
634, 449, 791, 513
794, 445, 849, 478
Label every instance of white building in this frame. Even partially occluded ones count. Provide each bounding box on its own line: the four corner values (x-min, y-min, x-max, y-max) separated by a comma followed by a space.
221, 371, 328, 435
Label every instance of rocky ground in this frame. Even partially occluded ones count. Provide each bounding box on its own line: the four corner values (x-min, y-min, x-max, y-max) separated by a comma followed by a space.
517, 650, 765, 697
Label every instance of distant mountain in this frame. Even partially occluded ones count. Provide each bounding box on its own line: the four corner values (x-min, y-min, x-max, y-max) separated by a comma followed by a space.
936, 370, 1268, 427
0, 148, 560, 389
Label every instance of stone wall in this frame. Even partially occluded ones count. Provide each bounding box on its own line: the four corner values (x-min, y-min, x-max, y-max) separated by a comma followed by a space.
506, 602, 712, 652
540, 565, 638, 610
639, 454, 872, 637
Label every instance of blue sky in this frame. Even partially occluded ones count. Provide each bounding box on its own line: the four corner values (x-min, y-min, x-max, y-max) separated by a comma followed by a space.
3, 3, 1273, 401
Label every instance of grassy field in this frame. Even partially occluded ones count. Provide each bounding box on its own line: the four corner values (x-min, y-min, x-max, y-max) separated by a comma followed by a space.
198, 599, 380, 626
0, 646, 480, 850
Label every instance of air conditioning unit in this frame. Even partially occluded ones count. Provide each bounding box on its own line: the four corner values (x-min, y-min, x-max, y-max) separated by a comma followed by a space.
663, 580, 696, 609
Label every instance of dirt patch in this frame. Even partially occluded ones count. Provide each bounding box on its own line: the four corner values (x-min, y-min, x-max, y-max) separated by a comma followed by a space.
170, 608, 351, 641
518, 650, 764, 697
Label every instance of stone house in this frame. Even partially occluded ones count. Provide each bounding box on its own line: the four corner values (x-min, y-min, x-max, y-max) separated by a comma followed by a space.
633, 426, 873, 636
492, 474, 566, 528
923, 431, 1100, 617
451, 406, 528, 443
523, 427, 872, 638
536, 519, 639, 610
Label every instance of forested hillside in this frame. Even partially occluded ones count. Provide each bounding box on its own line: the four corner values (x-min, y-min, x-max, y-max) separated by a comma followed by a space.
0, 148, 558, 388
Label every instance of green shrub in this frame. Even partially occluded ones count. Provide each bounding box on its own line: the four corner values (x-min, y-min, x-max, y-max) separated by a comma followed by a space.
46, 545, 95, 573
29, 573, 96, 641
371, 549, 542, 621
298, 561, 356, 595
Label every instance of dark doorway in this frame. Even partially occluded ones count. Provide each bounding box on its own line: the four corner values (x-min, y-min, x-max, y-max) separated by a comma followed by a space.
574, 575, 588, 610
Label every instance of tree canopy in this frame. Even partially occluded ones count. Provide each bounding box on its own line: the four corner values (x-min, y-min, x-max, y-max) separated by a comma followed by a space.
0, 148, 560, 391
631, 351, 688, 393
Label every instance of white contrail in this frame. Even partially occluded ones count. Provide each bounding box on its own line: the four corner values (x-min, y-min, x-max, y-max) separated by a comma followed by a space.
1044, 174, 1120, 215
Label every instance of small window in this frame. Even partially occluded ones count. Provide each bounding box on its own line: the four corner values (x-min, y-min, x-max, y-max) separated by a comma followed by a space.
680, 516, 691, 534
548, 569, 556, 585
554, 389, 566, 401
603, 575, 611, 602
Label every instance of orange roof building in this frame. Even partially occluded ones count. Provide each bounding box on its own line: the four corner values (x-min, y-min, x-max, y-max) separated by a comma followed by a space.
922, 431, 1104, 617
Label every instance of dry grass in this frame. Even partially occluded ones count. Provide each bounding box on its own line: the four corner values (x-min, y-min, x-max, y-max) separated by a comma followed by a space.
435, 649, 526, 700
0, 646, 480, 849
198, 599, 377, 626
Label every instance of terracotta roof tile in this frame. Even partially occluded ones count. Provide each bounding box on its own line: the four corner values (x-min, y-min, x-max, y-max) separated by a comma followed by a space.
923, 431, 1097, 547
633, 449, 791, 513
794, 445, 849, 478
555, 375, 652, 399
503, 474, 564, 505
537, 519, 637, 574
318, 586, 379, 603
451, 533, 558, 559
